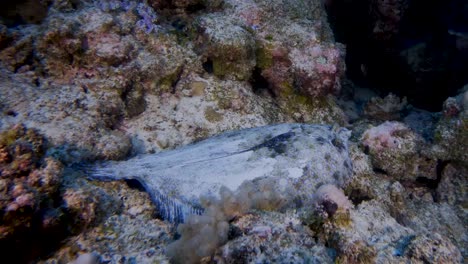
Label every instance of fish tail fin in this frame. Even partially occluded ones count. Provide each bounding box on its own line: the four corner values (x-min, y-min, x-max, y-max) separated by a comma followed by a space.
150, 191, 204, 224
71, 160, 126, 181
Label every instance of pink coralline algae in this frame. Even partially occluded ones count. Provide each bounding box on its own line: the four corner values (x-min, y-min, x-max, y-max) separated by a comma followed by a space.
361, 121, 409, 151
0, 124, 79, 262
361, 121, 438, 181
258, 40, 346, 99
290, 44, 345, 97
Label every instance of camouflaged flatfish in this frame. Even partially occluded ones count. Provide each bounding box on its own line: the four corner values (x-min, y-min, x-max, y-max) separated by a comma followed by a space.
84, 123, 353, 223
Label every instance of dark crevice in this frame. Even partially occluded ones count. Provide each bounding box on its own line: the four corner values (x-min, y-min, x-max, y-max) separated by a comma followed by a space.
372, 167, 387, 175
0, 224, 69, 264
363, 145, 370, 155
249, 67, 275, 97
70, 1, 78, 10
202, 58, 213, 74
120, 82, 146, 118
414, 177, 438, 189
0, 36, 13, 51
34, 78, 40, 87
13, 50, 36, 73
124, 178, 146, 192
435, 160, 449, 183
393, 212, 411, 227
6, 110, 17, 116
347, 188, 373, 205
171, 67, 183, 94
185, 3, 206, 14
227, 225, 243, 240
325, 0, 468, 111
415, 159, 448, 191
0, 0, 51, 27
120, 83, 131, 102
171, 18, 187, 32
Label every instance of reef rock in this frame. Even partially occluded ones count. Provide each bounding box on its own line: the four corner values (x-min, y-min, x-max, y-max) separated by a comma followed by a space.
361, 121, 437, 181
217, 211, 334, 263
432, 89, 468, 164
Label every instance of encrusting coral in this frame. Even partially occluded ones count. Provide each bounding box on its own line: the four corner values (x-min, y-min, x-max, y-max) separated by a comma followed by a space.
0, 124, 106, 262
361, 121, 438, 181
0, 124, 64, 262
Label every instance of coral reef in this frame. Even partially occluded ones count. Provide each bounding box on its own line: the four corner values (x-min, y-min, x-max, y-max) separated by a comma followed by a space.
0, 124, 64, 262
363, 93, 408, 120
197, 15, 256, 81
436, 163, 467, 212
406, 233, 463, 263
0, 124, 134, 263
218, 211, 333, 263
361, 121, 437, 181
0, 0, 347, 158
0, 0, 466, 263
40, 178, 172, 264
342, 139, 466, 263
432, 89, 468, 164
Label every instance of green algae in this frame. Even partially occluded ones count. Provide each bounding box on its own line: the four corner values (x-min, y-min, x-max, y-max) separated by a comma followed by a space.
204, 107, 224, 123
157, 67, 183, 94
278, 86, 345, 125
255, 44, 274, 69
0, 128, 20, 147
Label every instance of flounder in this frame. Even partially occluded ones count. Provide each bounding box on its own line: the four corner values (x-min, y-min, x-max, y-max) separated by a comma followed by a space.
85, 123, 353, 223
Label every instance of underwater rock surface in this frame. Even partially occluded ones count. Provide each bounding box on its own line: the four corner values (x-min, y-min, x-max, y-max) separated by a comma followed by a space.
86, 123, 353, 223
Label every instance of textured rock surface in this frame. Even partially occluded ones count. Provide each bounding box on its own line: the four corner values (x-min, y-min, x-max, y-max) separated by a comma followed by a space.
0, 124, 65, 262
364, 93, 408, 121
432, 89, 468, 164
0, 124, 118, 263
39, 178, 172, 264
342, 141, 466, 263
217, 211, 334, 263
0, 0, 347, 159
361, 121, 437, 181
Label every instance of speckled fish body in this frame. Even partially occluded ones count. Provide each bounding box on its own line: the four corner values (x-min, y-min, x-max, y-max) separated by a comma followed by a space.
85, 123, 353, 223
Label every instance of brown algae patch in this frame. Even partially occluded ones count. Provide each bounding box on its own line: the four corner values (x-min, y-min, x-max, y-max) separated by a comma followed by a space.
204, 107, 224, 123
